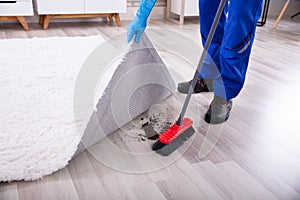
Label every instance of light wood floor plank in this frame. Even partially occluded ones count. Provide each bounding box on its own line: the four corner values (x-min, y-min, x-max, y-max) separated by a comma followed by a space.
132, 183, 167, 200
204, 124, 300, 200
195, 161, 253, 200
0, 183, 19, 200
17, 168, 79, 200
217, 161, 278, 200
86, 151, 148, 200
68, 151, 107, 200
220, 117, 300, 194
156, 158, 226, 200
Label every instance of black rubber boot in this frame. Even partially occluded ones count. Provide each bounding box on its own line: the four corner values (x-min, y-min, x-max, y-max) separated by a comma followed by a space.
205, 96, 233, 124
177, 78, 213, 94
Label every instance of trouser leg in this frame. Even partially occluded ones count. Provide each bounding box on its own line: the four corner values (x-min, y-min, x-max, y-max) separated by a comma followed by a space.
213, 0, 263, 100
198, 0, 228, 79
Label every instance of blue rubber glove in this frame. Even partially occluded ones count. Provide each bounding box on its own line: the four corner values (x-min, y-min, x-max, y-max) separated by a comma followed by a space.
127, 0, 156, 43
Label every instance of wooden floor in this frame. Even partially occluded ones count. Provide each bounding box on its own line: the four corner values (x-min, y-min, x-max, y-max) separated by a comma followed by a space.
1, 17, 300, 200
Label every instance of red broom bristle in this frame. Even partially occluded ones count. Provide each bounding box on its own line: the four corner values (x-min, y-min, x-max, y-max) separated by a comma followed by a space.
158, 118, 193, 144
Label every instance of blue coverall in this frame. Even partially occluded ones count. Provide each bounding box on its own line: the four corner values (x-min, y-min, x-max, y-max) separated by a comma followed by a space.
199, 0, 263, 100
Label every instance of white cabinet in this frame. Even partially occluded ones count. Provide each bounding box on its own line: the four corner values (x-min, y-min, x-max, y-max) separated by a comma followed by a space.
170, 0, 198, 16
35, 0, 84, 14
85, 0, 126, 14
34, 0, 126, 29
0, 0, 33, 16
0, 0, 33, 30
166, 0, 199, 24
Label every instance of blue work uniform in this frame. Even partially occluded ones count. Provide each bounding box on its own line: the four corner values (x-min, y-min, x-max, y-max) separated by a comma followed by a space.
199, 0, 263, 100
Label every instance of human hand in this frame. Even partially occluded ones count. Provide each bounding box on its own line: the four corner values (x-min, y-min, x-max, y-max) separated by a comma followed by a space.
127, 16, 147, 43
127, 0, 156, 43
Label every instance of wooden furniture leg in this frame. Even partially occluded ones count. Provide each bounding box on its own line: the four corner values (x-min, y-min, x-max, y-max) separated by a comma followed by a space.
39, 15, 45, 26
166, 0, 185, 25
179, 0, 185, 25
108, 15, 114, 25
16, 16, 29, 31
166, 0, 171, 19
114, 13, 121, 26
0, 16, 29, 30
43, 15, 51, 30
273, 0, 290, 29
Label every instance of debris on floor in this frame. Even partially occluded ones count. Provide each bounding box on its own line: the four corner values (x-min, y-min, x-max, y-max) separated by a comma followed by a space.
119, 105, 176, 143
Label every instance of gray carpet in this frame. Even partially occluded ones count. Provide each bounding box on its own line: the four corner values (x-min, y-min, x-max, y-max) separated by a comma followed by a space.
75, 34, 176, 156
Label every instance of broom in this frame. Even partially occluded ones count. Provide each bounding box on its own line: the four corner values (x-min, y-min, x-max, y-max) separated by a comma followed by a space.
152, 0, 227, 155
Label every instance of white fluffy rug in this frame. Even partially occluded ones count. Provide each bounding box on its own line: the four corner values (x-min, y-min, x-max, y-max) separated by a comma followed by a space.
0, 36, 104, 182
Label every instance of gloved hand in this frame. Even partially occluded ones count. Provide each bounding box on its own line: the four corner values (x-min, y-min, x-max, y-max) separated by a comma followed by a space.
127, 0, 156, 43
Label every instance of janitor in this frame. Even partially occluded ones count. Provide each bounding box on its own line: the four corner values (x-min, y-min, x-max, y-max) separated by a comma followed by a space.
127, 0, 263, 124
